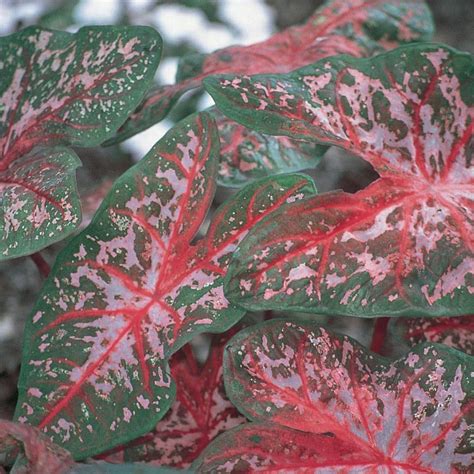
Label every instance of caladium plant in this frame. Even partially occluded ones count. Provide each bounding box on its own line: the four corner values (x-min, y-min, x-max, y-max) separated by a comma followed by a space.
107, 0, 433, 144
194, 319, 474, 473
2, 1, 473, 472
0, 25, 162, 260
14, 111, 315, 459
205, 43, 474, 317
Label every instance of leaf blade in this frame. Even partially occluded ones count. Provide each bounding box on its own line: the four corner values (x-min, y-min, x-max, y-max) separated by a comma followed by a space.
0, 25, 162, 259
222, 319, 474, 472
15, 112, 315, 458
218, 44, 474, 316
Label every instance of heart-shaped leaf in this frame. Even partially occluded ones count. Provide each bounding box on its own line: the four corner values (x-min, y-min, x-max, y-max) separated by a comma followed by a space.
69, 464, 187, 474
1, 147, 81, 258
121, 333, 245, 467
0, 420, 74, 474
192, 422, 382, 473
0, 26, 162, 259
15, 112, 315, 459
194, 320, 473, 472
107, 0, 433, 144
389, 315, 474, 355
207, 44, 474, 317
211, 108, 325, 188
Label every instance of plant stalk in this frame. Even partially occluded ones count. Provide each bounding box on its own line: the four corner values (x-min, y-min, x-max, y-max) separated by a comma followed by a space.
30, 252, 50, 279
370, 317, 390, 354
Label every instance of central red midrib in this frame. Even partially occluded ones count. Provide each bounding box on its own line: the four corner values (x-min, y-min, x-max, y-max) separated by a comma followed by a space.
158, 180, 310, 296
0, 176, 64, 214
152, 118, 211, 296
2, 50, 143, 170
37, 300, 155, 430
243, 340, 381, 458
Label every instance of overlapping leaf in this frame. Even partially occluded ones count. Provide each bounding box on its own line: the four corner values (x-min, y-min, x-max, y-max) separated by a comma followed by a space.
15, 112, 315, 458
211, 108, 324, 187
194, 320, 474, 472
205, 44, 474, 316
0, 25, 162, 259
389, 315, 474, 355
0, 420, 74, 474
108, 0, 433, 144
122, 333, 245, 467
0, 421, 183, 474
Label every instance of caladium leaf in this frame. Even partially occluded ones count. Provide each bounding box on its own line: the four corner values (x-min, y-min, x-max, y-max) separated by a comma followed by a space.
211, 108, 325, 188
69, 463, 186, 474
192, 422, 379, 473
15, 112, 315, 459
107, 0, 433, 144
1, 147, 81, 258
123, 333, 245, 467
0, 25, 162, 259
389, 315, 474, 355
209, 44, 474, 317
204, 319, 473, 472
0, 420, 74, 474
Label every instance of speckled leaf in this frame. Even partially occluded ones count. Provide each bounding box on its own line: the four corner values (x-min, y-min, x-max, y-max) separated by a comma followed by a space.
69, 463, 187, 474
218, 319, 474, 472
213, 44, 474, 316
0, 420, 74, 474
0, 25, 162, 259
15, 112, 315, 459
107, 0, 433, 144
0, 147, 81, 258
123, 333, 245, 467
193, 422, 378, 473
210, 108, 325, 188
389, 315, 474, 355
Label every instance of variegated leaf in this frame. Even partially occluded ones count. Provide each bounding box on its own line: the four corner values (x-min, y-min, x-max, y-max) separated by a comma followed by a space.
208, 319, 474, 473
211, 108, 325, 188
211, 44, 474, 316
107, 0, 433, 144
16, 112, 315, 458
69, 463, 186, 474
1, 147, 81, 258
122, 333, 245, 467
0, 26, 162, 259
0, 420, 74, 474
389, 315, 474, 355
192, 422, 377, 473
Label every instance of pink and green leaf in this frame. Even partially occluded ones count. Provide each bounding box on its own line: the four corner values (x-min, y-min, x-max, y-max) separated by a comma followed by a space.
211, 108, 325, 188
210, 44, 474, 316
0, 147, 81, 258
192, 422, 375, 473
0, 420, 74, 474
122, 333, 245, 467
108, 0, 433, 144
15, 112, 315, 458
0, 25, 162, 259
204, 319, 473, 472
389, 314, 474, 355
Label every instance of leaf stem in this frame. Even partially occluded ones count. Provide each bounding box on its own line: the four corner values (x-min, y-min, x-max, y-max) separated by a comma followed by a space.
30, 252, 50, 279
182, 344, 199, 375
370, 317, 389, 354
